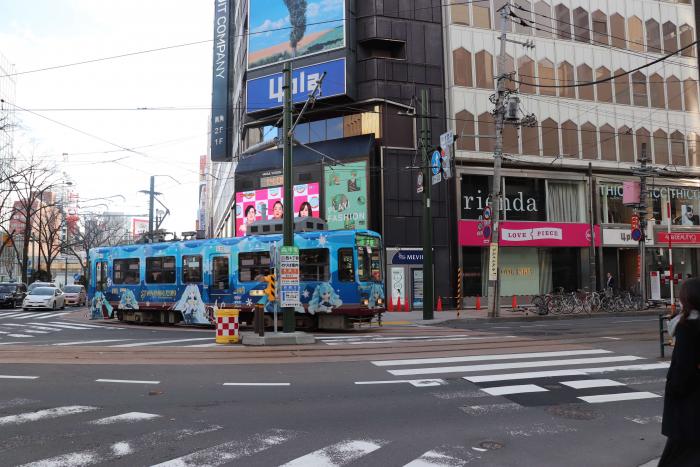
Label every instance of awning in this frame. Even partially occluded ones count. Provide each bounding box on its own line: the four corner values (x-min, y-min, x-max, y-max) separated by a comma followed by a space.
235, 134, 375, 175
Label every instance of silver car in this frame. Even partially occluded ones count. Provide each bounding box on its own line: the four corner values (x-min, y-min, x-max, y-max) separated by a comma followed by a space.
22, 287, 65, 311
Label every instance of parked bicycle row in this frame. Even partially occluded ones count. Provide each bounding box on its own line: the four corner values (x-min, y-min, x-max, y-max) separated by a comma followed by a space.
530, 288, 646, 315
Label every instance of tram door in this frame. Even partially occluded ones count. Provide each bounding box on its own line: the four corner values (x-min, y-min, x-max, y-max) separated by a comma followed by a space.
208, 254, 231, 303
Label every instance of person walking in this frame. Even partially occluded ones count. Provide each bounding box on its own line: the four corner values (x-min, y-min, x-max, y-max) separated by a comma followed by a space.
606, 272, 615, 290
659, 277, 700, 466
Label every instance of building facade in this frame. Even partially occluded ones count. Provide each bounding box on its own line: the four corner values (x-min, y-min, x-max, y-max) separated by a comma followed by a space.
444, 0, 700, 300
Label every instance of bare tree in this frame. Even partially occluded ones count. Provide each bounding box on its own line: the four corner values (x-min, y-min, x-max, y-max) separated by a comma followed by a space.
31, 205, 65, 279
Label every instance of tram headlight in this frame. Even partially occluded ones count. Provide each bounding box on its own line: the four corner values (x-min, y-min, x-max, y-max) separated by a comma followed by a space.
362, 299, 368, 306
377, 298, 383, 305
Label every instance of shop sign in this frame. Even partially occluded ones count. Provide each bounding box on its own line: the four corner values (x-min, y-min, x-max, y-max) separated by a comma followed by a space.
459, 220, 601, 247
461, 175, 545, 221
324, 160, 368, 230
600, 183, 700, 200
602, 228, 639, 247
391, 250, 424, 265
657, 232, 700, 244
488, 243, 499, 281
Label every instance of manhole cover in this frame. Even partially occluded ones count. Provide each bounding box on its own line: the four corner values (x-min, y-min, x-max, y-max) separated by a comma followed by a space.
547, 405, 601, 420
478, 441, 504, 451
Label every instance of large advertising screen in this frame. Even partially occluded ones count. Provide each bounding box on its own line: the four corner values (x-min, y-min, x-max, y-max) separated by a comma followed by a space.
324, 161, 368, 230
235, 183, 320, 236
247, 0, 345, 70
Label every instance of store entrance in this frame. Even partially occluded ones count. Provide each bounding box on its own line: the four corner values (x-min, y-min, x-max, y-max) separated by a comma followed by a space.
619, 248, 640, 292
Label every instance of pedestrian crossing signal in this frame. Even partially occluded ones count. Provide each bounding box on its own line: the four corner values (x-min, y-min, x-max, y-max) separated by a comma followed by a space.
263, 275, 276, 302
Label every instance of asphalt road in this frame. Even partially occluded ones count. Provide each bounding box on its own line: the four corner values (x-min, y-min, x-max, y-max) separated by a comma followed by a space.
0, 310, 668, 466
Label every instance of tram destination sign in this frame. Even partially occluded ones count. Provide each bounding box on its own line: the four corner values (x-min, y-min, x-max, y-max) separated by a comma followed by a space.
279, 246, 300, 307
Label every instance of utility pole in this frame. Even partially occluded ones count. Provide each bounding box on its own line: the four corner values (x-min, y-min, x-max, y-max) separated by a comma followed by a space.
486, 3, 535, 318
148, 176, 155, 242
282, 61, 295, 333
637, 143, 649, 306
420, 88, 434, 321
587, 163, 596, 293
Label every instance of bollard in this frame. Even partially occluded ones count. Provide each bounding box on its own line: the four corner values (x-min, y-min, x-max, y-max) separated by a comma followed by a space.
253, 304, 264, 337
215, 308, 240, 344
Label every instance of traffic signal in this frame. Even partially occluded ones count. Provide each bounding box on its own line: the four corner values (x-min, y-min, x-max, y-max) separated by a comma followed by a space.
263, 274, 276, 302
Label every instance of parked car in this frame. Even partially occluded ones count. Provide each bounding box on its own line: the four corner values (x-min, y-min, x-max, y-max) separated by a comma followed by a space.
0, 283, 27, 308
22, 287, 65, 311
63, 285, 87, 307
27, 281, 57, 293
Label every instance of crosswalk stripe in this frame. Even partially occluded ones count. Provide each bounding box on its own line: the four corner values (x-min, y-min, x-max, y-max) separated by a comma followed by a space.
481, 384, 549, 396
20, 451, 98, 466
404, 449, 469, 466
388, 355, 644, 376
96, 379, 160, 384
32, 313, 70, 319
355, 379, 446, 387
0, 406, 98, 426
7, 333, 33, 338
464, 362, 670, 383
560, 379, 625, 389
578, 392, 661, 403
90, 412, 160, 425
280, 439, 387, 467
151, 428, 299, 466
111, 338, 213, 347
54, 339, 133, 346
0, 313, 28, 318
372, 349, 612, 367
27, 322, 87, 330
0, 375, 38, 380
47, 321, 98, 329
12, 323, 65, 331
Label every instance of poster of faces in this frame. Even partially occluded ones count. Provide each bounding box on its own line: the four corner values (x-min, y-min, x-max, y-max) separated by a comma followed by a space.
235, 183, 320, 236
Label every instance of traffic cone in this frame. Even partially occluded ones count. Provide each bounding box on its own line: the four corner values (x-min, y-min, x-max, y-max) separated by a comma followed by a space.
475, 295, 481, 311
437, 296, 443, 312
396, 296, 402, 312
404, 297, 409, 312
512, 295, 517, 310
388, 296, 394, 312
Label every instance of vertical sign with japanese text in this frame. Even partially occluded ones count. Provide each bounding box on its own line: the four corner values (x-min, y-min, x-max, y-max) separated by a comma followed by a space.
279, 246, 300, 307
210, 0, 232, 162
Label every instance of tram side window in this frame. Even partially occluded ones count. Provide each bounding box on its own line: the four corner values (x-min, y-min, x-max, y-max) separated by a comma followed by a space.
146, 256, 176, 284
211, 256, 230, 289
238, 252, 271, 282
338, 248, 355, 282
300, 249, 329, 282
96, 261, 108, 291
113, 258, 140, 285
182, 255, 203, 283
358, 247, 382, 282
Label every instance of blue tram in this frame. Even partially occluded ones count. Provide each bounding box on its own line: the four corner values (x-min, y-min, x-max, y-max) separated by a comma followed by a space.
88, 229, 385, 330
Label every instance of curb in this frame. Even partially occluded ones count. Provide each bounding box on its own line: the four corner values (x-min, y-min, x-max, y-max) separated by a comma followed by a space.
431, 309, 666, 325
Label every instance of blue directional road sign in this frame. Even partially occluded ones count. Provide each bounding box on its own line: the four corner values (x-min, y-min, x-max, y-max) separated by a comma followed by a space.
431, 150, 441, 175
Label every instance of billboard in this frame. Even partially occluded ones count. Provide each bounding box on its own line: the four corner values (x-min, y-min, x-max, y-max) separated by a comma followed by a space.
210, 0, 232, 161
235, 183, 320, 236
247, 0, 345, 70
246, 58, 346, 112
324, 161, 368, 230
132, 219, 149, 238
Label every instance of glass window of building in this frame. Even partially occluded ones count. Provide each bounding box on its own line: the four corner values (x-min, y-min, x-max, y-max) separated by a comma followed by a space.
592, 10, 608, 45
614, 70, 631, 105
309, 120, 326, 143
632, 71, 648, 107
541, 118, 560, 157
561, 120, 579, 158
538, 59, 556, 96
473, 3, 491, 29
478, 112, 495, 152
663, 21, 678, 54
555, 4, 571, 40
671, 131, 686, 166
680, 25, 696, 58
628, 16, 644, 52
600, 124, 617, 161
453, 48, 473, 87
636, 128, 651, 160
618, 126, 634, 162
522, 124, 540, 156
581, 122, 598, 160
596, 67, 612, 102
548, 181, 584, 222
599, 184, 636, 223
450, 4, 469, 25
650, 73, 665, 109
503, 177, 546, 221
573, 7, 589, 42
514, 0, 532, 35
517, 56, 536, 94
610, 14, 626, 49
475, 50, 494, 89
654, 129, 670, 165
327, 117, 343, 140
684, 79, 699, 112
456, 110, 476, 151
557, 61, 575, 98
577, 64, 594, 100
667, 76, 683, 111
534, 1, 552, 38
688, 133, 699, 167
646, 19, 661, 53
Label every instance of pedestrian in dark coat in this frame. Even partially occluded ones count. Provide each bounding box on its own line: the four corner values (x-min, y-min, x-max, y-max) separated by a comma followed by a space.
659, 277, 700, 466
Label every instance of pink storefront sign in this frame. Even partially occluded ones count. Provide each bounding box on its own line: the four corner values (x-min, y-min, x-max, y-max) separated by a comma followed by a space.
459, 220, 601, 247
657, 232, 700, 244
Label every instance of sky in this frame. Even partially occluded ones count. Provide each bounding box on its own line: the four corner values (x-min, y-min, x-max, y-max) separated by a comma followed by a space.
0, 0, 214, 234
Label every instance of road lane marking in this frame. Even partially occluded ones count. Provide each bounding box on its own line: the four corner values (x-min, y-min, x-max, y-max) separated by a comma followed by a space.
481, 384, 548, 396
578, 392, 661, 403
91, 412, 160, 425
560, 379, 625, 389
601, 337, 622, 340
0, 341, 30, 345
388, 356, 644, 376
460, 403, 523, 415
0, 406, 98, 426
223, 382, 290, 386
321, 334, 476, 341
324, 336, 516, 345
355, 379, 446, 387
0, 375, 38, 380
96, 379, 160, 384
110, 338, 213, 347
48, 321, 103, 328
464, 363, 670, 383
372, 349, 612, 367
185, 343, 220, 347
54, 339, 133, 346
7, 333, 33, 338
151, 428, 299, 467
280, 439, 387, 467
27, 322, 88, 330
404, 449, 472, 466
